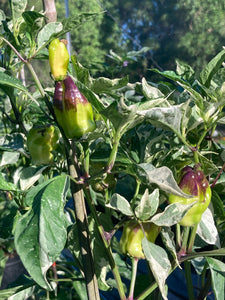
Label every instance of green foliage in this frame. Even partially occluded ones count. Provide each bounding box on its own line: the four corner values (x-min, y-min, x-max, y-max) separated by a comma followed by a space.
1, 2, 225, 300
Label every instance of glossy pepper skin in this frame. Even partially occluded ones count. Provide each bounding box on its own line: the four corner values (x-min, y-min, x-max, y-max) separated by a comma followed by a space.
120, 220, 160, 259
53, 76, 96, 139
49, 39, 69, 81
27, 125, 59, 165
169, 166, 211, 227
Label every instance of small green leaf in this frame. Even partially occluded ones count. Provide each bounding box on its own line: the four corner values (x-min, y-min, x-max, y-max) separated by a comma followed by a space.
142, 237, 171, 300
37, 22, 63, 50
19, 166, 48, 191
207, 257, 225, 300
0, 71, 28, 92
101, 99, 141, 133
197, 207, 220, 248
0, 172, 18, 191
71, 55, 92, 87
150, 69, 187, 85
200, 49, 225, 88
0, 151, 20, 166
150, 202, 195, 226
91, 76, 129, 94
161, 227, 180, 267
142, 77, 164, 100
0, 133, 24, 152
9, 0, 27, 20
128, 163, 191, 197
107, 193, 134, 216
135, 188, 159, 220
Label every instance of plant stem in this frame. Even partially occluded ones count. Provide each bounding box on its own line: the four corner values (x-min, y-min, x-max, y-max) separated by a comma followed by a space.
134, 281, 158, 300
68, 151, 100, 300
106, 130, 121, 172
178, 227, 190, 257
128, 258, 139, 300
184, 260, 195, 300
197, 272, 212, 300
130, 179, 141, 209
176, 224, 181, 248
187, 223, 198, 252
83, 187, 127, 300
25, 61, 46, 97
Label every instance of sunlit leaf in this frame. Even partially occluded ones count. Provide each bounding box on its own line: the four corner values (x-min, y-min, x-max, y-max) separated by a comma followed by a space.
14, 175, 69, 289
142, 237, 171, 300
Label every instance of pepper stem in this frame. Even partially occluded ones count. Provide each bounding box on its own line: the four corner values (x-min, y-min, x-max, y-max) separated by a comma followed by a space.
128, 257, 139, 300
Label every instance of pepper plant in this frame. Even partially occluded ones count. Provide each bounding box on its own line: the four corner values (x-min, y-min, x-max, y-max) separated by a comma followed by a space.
1, 2, 225, 300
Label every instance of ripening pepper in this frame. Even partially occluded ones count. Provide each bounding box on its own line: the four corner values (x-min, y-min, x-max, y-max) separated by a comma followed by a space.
53, 76, 96, 139
27, 125, 59, 165
49, 39, 69, 81
168, 166, 211, 227
120, 220, 160, 259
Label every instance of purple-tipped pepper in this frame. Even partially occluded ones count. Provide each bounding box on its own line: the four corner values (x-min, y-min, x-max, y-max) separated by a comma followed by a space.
49, 39, 69, 81
169, 166, 211, 227
53, 76, 96, 139
27, 125, 59, 165
120, 220, 160, 259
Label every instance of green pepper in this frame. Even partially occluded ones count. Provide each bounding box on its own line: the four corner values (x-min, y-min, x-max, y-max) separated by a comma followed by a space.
53, 76, 96, 139
120, 220, 160, 259
27, 125, 59, 165
49, 39, 69, 81
169, 166, 211, 227
90, 162, 117, 193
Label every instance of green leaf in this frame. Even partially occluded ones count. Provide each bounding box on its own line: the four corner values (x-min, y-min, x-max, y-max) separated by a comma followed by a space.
0, 151, 20, 166
197, 207, 220, 248
142, 77, 164, 100
14, 175, 69, 289
0, 133, 24, 152
198, 153, 219, 176
75, 80, 105, 113
91, 76, 129, 94
71, 55, 92, 87
137, 104, 184, 134
142, 237, 171, 300
150, 69, 187, 85
135, 188, 159, 221
107, 193, 134, 216
0, 285, 34, 300
101, 99, 141, 133
161, 227, 180, 267
0, 71, 28, 93
22, 11, 45, 39
89, 214, 113, 291
61, 12, 104, 33
150, 202, 195, 226
176, 60, 195, 82
19, 166, 48, 191
200, 49, 225, 88
9, 0, 27, 20
128, 163, 191, 197
207, 257, 225, 300
0, 172, 18, 191
37, 22, 63, 51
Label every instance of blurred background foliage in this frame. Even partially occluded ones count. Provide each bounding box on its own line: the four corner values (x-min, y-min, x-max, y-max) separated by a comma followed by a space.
1, 0, 225, 82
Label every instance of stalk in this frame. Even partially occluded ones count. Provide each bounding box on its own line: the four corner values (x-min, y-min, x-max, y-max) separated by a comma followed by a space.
68, 150, 100, 300
83, 187, 127, 300
187, 223, 198, 252
128, 258, 139, 300
184, 260, 195, 300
